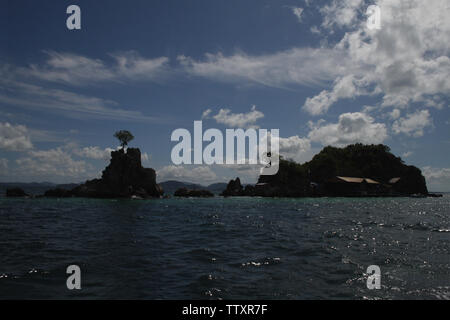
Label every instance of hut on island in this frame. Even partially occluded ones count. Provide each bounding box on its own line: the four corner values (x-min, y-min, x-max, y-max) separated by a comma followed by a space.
325, 176, 383, 196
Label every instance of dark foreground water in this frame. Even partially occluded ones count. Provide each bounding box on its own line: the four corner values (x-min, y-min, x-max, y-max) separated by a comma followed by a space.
0, 196, 449, 299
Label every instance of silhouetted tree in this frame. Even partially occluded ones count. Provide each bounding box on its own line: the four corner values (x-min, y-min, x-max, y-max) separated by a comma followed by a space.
114, 130, 134, 149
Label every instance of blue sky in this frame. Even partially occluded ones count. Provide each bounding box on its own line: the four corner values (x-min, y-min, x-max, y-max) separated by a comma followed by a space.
1, 0, 449, 191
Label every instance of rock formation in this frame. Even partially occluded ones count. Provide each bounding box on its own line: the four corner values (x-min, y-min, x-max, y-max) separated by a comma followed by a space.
174, 188, 214, 197
6, 188, 30, 198
221, 177, 246, 196
221, 144, 430, 197
44, 148, 163, 199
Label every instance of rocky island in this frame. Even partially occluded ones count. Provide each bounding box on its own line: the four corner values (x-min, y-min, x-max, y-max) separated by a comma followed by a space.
43, 147, 163, 199
40, 130, 163, 199
174, 188, 214, 198
223, 144, 432, 198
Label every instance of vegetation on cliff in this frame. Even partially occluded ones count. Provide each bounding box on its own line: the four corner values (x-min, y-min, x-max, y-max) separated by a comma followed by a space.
226, 144, 428, 197
302, 144, 428, 195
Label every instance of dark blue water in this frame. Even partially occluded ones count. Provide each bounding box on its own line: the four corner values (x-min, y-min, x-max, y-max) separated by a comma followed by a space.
0, 196, 449, 299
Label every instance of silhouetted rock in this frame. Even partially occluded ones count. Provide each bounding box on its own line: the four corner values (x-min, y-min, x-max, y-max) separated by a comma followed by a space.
223, 144, 429, 198
221, 178, 245, 196
70, 148, 163, 199
174, 188, 214, 197
6, 188, 29, 198
254, 144, 429, 197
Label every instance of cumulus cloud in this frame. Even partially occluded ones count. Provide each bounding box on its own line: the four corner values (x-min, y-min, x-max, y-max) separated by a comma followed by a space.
392, 110, 432, 137
177, 0, 450, 119
389, 108, 401, 120
212, 105, 264, 128
15, 148, 93, 181
157, 165, 217, 184
289, 0, 450, 116
316, 0, 450, 113
320, 0, 364, 29
422, 166, 450, 191
275, 135, 312, 162
422, 167, 450, 180
0, 122, 33, 151
303, 75, 366, 115
73, 146, 115, 160
308, 112, 388, 147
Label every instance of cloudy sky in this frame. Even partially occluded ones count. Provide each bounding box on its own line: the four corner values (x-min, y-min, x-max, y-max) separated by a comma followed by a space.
1, 0, 449, 191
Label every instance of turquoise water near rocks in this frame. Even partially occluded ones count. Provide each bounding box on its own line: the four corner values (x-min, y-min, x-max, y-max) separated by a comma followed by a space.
0, 196, 449, 299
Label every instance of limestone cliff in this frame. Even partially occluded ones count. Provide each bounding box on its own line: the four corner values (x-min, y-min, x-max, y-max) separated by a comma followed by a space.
46, 148, 163, 199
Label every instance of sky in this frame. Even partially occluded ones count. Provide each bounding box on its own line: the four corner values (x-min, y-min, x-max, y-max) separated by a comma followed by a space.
0, 0, 449, 191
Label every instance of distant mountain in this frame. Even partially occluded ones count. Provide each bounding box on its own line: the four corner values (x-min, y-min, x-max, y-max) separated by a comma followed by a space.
205, 183, 228, 194
159, 180, 228, 195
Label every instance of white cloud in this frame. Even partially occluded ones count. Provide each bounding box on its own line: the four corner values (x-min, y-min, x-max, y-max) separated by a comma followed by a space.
422, 166, 450, 191
23, 51, 169, 85
291, 7, 304, 22
303, 75, 365, 115
73, 146, 115, 160
308, 112, 388, 147
299, 0, 450, 116
0, 122, 33, 151
389, 108, 401, 120
178, 48, 349, 88
275, 135, 312, 162
180, 1, 450, 119
157, 165, 217, 184
392, 110, 432, 137
422, 167, 450, 180
324, 0, 449, 112
320, 0, 363, 30
201, 108, 212, 119
0, 73, 160, 123
212, 105, 264, 128
110, 51, 169, 81
15, 148, 93, 182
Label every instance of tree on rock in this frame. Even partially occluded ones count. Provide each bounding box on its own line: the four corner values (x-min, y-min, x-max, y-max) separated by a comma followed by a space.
114, 130, 134, 149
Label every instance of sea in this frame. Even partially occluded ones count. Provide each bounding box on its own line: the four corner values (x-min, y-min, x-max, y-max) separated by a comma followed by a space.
0, 195, 449, 299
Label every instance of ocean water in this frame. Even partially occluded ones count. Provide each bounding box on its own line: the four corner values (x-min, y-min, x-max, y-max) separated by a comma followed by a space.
0, 196, 449, 300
